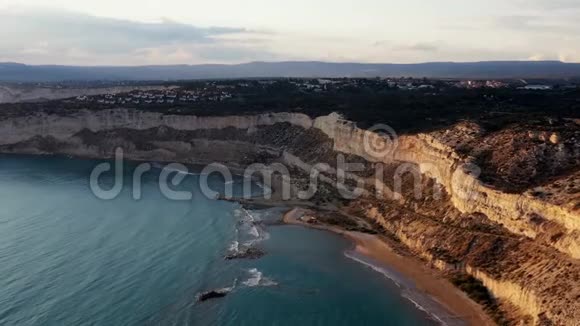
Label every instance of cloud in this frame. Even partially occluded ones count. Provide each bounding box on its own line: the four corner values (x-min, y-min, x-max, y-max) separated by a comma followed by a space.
134, 43, 279, 64
374, 41, 441, 53
491, 14, 580, 35
0, 8, 275, 64
516, 0, 580, 10
0, 5, 578, 65
493, 15, 538, 29
396, 42, 440, 52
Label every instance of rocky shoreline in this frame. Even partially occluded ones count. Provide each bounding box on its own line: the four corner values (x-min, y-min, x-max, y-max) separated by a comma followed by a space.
0, 109, 577, 324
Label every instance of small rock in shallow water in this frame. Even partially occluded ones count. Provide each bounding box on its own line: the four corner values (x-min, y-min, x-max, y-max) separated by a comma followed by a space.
197, 289, 229, 302
224, 247, 265, 260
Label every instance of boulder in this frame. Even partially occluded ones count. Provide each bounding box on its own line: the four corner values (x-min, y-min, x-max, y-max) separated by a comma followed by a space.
224, 247, 265, 260
197, 289, 229, 302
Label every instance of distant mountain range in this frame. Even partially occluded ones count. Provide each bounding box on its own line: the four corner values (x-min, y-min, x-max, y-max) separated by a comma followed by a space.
1, 61, 580, 82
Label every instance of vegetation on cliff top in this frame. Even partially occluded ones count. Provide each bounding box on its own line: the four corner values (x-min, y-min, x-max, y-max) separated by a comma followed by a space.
1, 80, 579, 135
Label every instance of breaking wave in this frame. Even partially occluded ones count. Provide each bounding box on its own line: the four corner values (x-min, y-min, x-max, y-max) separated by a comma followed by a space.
221, 278, 239, 292
254, 182, 273, 196
345, 250, 458, 326
228, 240, 239, 254
228, 208, 271, 257
242, 268, 278, 287
344, 251, 410, 288
239, 208, 269, 246
248, 226, 260, 238
401, 289, 459, 326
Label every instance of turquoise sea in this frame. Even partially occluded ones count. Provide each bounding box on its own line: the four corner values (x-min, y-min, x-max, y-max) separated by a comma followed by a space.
0, 155, 435, 325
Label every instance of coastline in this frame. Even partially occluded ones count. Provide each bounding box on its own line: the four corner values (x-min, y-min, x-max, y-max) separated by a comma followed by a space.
5, 153, 495, 325
282, 207, 495, 326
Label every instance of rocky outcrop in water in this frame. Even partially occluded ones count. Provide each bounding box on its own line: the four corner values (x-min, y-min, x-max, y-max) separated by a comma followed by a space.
197, 289, 229, 302
224, 247, 265, 260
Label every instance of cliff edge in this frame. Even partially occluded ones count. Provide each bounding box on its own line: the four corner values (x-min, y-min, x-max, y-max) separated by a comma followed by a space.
0, 109, 578, 325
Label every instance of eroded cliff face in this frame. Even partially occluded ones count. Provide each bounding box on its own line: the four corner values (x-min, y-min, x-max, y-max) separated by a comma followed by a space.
0, 109, 578, 325
0, 109, 312, 144
313, 114, 580, 259
355, 196, 579, 325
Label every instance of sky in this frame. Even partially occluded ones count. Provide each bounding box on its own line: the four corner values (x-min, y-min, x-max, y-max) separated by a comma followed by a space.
0, 0, 579, 65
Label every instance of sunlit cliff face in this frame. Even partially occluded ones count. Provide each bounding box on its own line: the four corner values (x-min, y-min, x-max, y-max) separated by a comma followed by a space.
0, 106, 578, 324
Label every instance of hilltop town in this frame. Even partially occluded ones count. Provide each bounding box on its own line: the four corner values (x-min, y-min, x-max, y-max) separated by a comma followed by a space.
2, 77, 578, 137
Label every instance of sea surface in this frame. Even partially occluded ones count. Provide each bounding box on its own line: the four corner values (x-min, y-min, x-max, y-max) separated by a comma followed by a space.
0, 155, 435, 325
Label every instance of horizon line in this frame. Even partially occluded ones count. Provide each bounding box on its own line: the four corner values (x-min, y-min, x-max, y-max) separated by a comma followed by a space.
0, 59, 576, 68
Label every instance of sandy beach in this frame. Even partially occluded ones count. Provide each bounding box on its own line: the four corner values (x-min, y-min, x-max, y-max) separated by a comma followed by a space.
283, 208, 495, 326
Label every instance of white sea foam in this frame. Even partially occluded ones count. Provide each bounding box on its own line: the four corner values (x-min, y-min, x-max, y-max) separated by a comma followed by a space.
216, 278, 239, 293
230, 208, 270, 253
248, 226, 260, 238
243, 268, 262, 287
344, 251, 410, 288
260, 230, 270, 242
242, 268, 277, 287
401, 289, 461, 326
169, 169, 199, 176
345, 250, 460, 326
151, 164, 200, 176
255, 182, 273, 196
228, 240, 239, 253
241, 208, 255, 222
243, 224, 270, 246
239, 208, 270, 244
